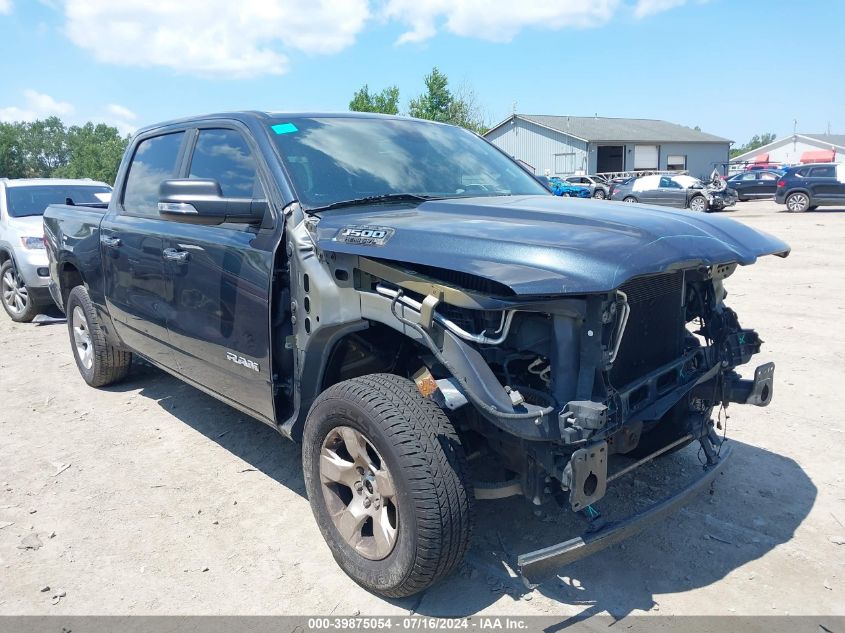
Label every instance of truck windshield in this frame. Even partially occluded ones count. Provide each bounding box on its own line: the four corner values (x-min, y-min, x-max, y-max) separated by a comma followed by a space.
268, 117, 548, 209
6, 185, 112, 218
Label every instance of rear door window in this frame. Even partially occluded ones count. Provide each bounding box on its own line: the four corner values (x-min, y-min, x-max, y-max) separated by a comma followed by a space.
189, 129, 263, 198
809, 165, 836, 178
122, 132, 186, 216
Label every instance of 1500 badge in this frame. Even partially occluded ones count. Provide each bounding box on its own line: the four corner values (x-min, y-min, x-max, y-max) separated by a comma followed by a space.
335, 225, 394, 246
226, 351, 259, 372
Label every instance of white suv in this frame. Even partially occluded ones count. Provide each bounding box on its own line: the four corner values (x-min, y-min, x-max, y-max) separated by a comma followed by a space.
0, 178, 111, 322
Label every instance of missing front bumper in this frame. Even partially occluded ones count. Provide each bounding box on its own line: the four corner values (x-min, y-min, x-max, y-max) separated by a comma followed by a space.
517, 443, 733, 586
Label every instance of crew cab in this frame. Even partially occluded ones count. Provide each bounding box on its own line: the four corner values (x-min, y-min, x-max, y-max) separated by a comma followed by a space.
44, 112, 789, 597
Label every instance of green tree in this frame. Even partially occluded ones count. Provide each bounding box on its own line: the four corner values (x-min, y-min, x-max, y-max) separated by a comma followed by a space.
0, 122, 28, 179
408, 67, 452, 123
731, 132, 777, 159
53, 122, 129, 185
349, 84, 400, 115
23, 116, 69, 176
408, 67, 488, 134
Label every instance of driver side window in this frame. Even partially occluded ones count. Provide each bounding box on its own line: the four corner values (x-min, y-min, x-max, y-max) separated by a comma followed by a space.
189, 129, 265, 199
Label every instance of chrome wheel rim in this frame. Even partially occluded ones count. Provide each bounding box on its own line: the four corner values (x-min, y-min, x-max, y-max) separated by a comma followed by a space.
1, 268, 28, 315
72, 306, 94, 369
787, 194, 808, 212
691, 197, 706, 212
623, 197, 636, 203
319, 426, 399, 560
594, 190, 605, 199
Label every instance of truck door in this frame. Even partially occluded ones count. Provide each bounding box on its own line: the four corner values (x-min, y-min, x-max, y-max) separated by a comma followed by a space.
162, 127, 276, 422
101, 131, 187, 369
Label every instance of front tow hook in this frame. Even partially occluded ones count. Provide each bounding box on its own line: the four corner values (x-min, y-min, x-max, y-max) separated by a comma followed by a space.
728, 362, 775, 407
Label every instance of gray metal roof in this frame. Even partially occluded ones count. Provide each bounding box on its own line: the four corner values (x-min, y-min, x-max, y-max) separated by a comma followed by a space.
492, 114, 730, 144
801, 133, 845, 148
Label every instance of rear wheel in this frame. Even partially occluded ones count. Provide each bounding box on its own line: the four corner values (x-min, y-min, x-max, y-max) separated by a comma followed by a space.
302, 373, 474, 598
66, 285, 132, 387
1, 260, 38, 323
622, 196, 637, 203
689, 195, 708, 212
786, 192, 810, 212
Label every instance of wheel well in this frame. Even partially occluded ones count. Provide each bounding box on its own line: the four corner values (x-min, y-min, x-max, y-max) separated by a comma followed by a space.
59, 263, 84, 308
321, 323, 428, 392
0, 249, 11, 264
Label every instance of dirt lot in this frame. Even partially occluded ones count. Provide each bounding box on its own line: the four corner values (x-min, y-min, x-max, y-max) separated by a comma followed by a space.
1, 200, 843, 620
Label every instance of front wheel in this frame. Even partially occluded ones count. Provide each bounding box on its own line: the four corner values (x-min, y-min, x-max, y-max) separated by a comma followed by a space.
66, 285, 132, 387
593, 189, 606, 199
785, 192, 810, 212
689, 195, 708, 212
302, 374, 474, 598
1, 260, 38, 323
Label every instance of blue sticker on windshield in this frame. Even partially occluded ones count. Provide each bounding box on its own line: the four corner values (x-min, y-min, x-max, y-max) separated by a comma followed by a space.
271, 123, 298, 135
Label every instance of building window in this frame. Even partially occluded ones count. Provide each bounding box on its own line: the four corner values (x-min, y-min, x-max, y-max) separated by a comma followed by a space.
667, 154, 686, 171
554, 153, 576, 174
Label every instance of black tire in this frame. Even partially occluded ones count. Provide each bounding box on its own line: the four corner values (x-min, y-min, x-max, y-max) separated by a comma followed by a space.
785, 192, 810, 213
66, 285, 132, 387
593, 188, 606, 200
622, 196, 637, 203
302, 373, 474, 598
689, 195, 708, 212
0, 260, 39, 323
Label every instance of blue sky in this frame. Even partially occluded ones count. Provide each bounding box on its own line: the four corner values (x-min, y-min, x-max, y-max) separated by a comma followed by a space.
0, 0, 842, 146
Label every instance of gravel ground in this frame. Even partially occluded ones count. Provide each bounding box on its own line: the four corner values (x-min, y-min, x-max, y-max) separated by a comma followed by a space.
0, 199, 843, 620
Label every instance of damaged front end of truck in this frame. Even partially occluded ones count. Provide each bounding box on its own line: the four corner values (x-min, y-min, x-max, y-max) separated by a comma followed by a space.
286, 196, 790, 584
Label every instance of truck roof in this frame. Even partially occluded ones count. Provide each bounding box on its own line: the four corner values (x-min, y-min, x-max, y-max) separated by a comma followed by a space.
134, 111, 440, 137
0, 178, 112, 188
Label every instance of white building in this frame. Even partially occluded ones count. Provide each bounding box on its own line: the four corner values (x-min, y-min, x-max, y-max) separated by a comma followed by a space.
730, 134, 845, 169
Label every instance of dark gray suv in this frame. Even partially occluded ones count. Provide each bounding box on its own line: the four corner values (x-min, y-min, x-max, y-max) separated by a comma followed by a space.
775, 163, 845, 212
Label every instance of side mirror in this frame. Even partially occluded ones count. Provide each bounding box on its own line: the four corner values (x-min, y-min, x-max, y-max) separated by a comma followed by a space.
158, 179, 267, 225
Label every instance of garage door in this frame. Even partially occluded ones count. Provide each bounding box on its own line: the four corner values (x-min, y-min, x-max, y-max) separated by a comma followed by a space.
634, 145, 659, 170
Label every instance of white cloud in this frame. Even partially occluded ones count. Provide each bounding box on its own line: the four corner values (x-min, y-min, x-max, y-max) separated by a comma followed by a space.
0, 89, 74, 123
49, 0, 687, 77
0, 0, 12, 15
384, 0, 621, 44
60, 0, 370, 78
633, 0, 686, 18
106, 103, 137, 122
103, 103, 139, 136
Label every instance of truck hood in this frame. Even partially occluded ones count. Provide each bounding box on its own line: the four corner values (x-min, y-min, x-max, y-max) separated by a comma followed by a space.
312, 195, 789, 295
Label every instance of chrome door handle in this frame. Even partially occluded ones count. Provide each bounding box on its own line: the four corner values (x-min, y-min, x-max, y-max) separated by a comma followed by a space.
101, 236, 121, 248
162, 248, 189, 263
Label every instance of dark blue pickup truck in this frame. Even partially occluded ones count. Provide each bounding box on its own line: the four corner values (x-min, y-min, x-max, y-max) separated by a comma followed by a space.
44, 111, 789, 597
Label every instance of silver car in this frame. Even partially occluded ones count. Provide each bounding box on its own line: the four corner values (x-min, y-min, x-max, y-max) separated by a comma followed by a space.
609, 174, 737, 212
0, 178, 111, 321
564, 175, 611, 199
